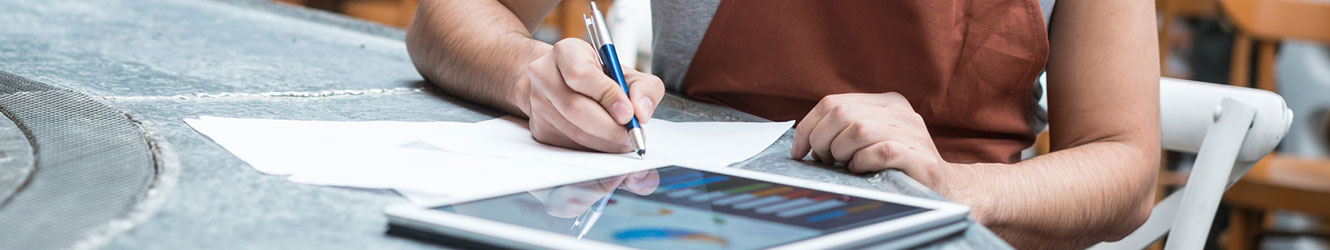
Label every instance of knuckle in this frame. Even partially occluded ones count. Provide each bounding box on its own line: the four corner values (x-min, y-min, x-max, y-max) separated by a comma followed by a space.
829, 105, 851, 118
906, 112, 925, 123
884, 92, 910, 104
820, 94, 839, 105
551, 41, 570, 54
598, 85, 622, 104
848, 122, 870, 138
565, 65, 598, 84
815, 96, 833, 108
882, 91, 904, 99
526, 59, 542, 73
553, 38, 583, 50
876, 143, 896, 157
527, 60, 551, 79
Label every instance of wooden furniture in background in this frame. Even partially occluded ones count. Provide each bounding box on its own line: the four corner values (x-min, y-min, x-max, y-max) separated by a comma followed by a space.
274, 0, 611, 40
1156, 0, 1220, 78
550, 0, 614, 41
1221, 154, 1330, 250
1220, 0, 1330, 91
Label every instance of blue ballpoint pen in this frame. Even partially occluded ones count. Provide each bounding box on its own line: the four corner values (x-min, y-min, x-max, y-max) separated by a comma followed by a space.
584, 1, 647, 159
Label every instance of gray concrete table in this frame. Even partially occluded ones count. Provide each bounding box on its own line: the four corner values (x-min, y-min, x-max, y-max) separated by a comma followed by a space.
0, 0, 1012, 249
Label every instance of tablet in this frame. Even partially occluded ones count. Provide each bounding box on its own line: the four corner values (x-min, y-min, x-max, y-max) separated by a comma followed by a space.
385, 165, 969, 250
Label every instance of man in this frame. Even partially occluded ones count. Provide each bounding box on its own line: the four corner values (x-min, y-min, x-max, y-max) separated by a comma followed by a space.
405, 0, 1160, 248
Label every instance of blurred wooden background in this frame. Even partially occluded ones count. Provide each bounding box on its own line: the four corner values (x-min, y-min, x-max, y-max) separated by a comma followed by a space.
272, 0, 613, 40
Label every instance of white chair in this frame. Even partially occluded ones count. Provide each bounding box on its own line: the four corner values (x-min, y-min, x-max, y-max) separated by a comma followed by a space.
1091, 78, 1293, 250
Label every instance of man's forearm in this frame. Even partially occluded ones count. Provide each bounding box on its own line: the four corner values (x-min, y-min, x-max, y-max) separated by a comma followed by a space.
940, 140, 1158, 249
406, 0, 553, 117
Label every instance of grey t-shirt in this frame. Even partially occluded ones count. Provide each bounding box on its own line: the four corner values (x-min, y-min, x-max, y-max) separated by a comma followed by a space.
649, 0, 1056, 132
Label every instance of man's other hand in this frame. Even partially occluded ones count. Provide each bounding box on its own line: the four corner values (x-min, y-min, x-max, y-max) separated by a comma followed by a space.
524, 38, 664, 153
791, 92, 947, 185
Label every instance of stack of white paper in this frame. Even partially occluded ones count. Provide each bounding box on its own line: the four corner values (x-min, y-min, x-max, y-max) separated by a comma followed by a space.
185, 116, 793, 205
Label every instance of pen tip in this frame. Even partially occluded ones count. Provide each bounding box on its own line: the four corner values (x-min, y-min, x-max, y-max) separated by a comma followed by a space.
636, 149, 646, 160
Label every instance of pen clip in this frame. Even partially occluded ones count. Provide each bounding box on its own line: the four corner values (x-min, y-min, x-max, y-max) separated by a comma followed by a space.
582, 14, 602, 48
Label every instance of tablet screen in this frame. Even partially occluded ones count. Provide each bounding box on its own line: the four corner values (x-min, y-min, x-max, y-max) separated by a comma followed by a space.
432, 166, 928, 250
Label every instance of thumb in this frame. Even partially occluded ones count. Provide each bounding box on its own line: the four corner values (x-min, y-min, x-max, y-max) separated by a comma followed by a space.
626, 71, 664, 124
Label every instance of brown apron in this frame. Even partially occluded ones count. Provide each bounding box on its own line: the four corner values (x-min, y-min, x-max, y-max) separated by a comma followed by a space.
682, 0, 1049, 164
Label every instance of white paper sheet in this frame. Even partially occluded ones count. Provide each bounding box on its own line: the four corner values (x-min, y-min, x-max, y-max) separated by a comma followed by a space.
413, 117, 795, 173
185, 116, 793, 205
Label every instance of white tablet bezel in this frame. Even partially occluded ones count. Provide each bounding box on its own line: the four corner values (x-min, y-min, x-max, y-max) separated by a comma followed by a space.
385, 164, 970, 249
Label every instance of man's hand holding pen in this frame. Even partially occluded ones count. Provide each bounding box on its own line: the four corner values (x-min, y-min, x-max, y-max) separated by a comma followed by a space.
522, 38, 662, 154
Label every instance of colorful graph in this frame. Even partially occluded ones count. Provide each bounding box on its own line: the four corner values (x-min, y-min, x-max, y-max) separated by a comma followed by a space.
654, 171, 889, 224
613, 228, 727, 246
630, 207, 674, 217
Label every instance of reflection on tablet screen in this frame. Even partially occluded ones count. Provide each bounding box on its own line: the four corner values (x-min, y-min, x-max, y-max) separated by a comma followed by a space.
433, 166, 928, 250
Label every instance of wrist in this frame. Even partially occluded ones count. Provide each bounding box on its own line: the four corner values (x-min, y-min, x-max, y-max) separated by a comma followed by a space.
512, 77, 532, 118
512, 42, 551, 118
927, 161, 955, 194
932, 162, 998, 226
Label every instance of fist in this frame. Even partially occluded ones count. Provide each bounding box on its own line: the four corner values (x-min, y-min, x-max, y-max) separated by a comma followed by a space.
524, 38, 664, 152
790, 92, 945, 184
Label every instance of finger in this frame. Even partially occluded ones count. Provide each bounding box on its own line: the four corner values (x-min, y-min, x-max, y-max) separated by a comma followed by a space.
791, 102, 830, 159
828, 124, 863, 162
808, 106, 852, 164
847, 141, 908, 174
621, 170, 659, 195
553, 39, 634, 124
529, 113, 592, 151
542, 101, 632, 152
829, 120, 893, 162
626, 71, 664, 124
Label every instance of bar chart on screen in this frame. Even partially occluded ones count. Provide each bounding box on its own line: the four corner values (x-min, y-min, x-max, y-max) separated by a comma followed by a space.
641, 167, 929, 230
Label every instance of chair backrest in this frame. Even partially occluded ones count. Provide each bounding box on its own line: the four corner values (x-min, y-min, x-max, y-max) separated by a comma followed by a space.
1091, 78, 1292, 250
1221, 0, 1330, 43
1161, 78, 1292, 163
